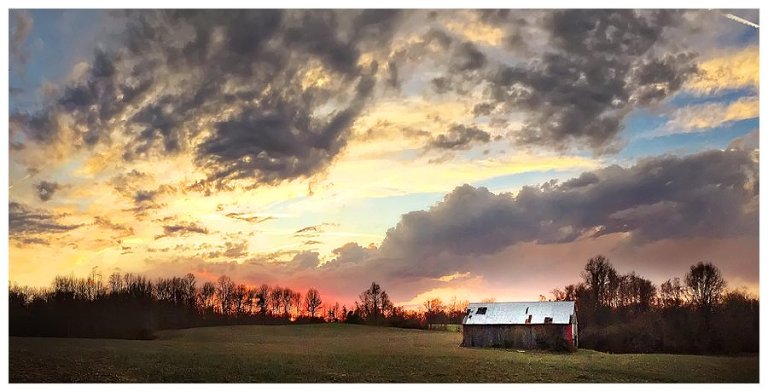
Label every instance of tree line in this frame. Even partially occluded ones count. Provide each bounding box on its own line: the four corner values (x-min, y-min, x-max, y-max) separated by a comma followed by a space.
10, 271, 329, 339
9, 256, 759, 355
9, 272, 447, 339
548, 256, 758, 354
343, 282, 467, 328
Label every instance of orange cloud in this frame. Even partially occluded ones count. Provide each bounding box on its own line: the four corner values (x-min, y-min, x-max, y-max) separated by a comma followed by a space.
666, 96, 758, 132
687, 46, 758, 94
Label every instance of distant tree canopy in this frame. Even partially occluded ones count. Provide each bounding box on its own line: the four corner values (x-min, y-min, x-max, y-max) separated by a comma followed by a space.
9, 255, 758, 355
9, 272, 327, 339
9, 275, 428, 339
551, 256, 757, 354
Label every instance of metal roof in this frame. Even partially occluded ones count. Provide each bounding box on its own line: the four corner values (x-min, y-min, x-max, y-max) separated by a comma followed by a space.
462, 301, 575, 325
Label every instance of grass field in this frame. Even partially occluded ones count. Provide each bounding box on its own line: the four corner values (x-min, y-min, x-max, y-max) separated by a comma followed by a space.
9, 324, 759, 383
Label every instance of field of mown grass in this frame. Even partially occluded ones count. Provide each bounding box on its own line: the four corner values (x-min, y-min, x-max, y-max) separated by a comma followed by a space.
9, 323, 759, 383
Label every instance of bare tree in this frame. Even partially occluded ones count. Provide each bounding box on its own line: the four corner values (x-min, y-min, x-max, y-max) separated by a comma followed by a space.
551, 284, 579, 301
245, 287, 259, 315
583, 255, 617, 308
82, 267, 106, 301
551, 288, 567, 301
380, 290, 394, 318
327, 302, 341, 322
108, 272, 124, 294
445, 297, 469, 323
422, 297, 445, 325
447, 296, 464, 313
255, 284, 270, 315
357, 282, 393, 322
200, 282, 216, 311
304, 288, 323, 318
216, 275, 235, 315
685, 262, 726, 312
183, 273, 197, 308
123, 273, 153, 300
232, 284, 248, 315
281, 287, 294, 317
269, 286, 283, 315
659, 277, 685, 308
291, 290, 302, 317
617, 272, 656, 312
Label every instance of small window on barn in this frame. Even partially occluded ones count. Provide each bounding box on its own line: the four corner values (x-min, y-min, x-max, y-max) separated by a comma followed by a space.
476, 307, 487, 315
544, 317, 553, 324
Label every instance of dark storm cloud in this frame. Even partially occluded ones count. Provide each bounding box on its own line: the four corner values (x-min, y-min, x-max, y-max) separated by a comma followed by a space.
35, 180, 60, 202
560, 172, 600, 189
324, 242, 378, 267
376, 10, 699, 152
451, 42, 486, 71
472, 102, 497, 116
727, 129, 759, 152
427, 124, 491, 150
196, 76, 374, 186
386, 60, 400, 88
430, 77, 451, 94
485, 10, 699, 150
290, 251, 321, 270
155, 221, 209, 240
15, 10, 405, 188
134, 190, 156, 203
9, 201, 83, 245
184, 10, 391, 186
629, 52, 699, 105
378, 149, 758, 267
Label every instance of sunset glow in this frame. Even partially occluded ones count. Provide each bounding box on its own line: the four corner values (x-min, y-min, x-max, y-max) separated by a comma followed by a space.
8, 9, 759, 307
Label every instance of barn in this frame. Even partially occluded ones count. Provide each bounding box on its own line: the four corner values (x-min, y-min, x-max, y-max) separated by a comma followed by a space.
461, 301, 578, 351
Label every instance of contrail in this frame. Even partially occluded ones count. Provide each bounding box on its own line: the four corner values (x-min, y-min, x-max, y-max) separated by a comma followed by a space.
8, 172, 35, 190
8, 163, 47, 191
721, 12, 759, 29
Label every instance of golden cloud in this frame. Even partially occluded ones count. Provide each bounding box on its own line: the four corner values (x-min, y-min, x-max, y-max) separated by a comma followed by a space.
686, 46, 758, 94
444, 11, 506, 46
667, 96, 758, 132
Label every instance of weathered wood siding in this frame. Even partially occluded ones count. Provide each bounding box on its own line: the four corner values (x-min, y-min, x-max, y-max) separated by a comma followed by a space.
461, 324, 575, 351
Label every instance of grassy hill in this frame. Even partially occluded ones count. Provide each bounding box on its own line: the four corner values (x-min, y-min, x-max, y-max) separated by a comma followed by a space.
9, 323, 759, 382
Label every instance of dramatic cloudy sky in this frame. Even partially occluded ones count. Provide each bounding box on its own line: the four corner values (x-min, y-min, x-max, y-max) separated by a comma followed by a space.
8, 9, 759, 306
